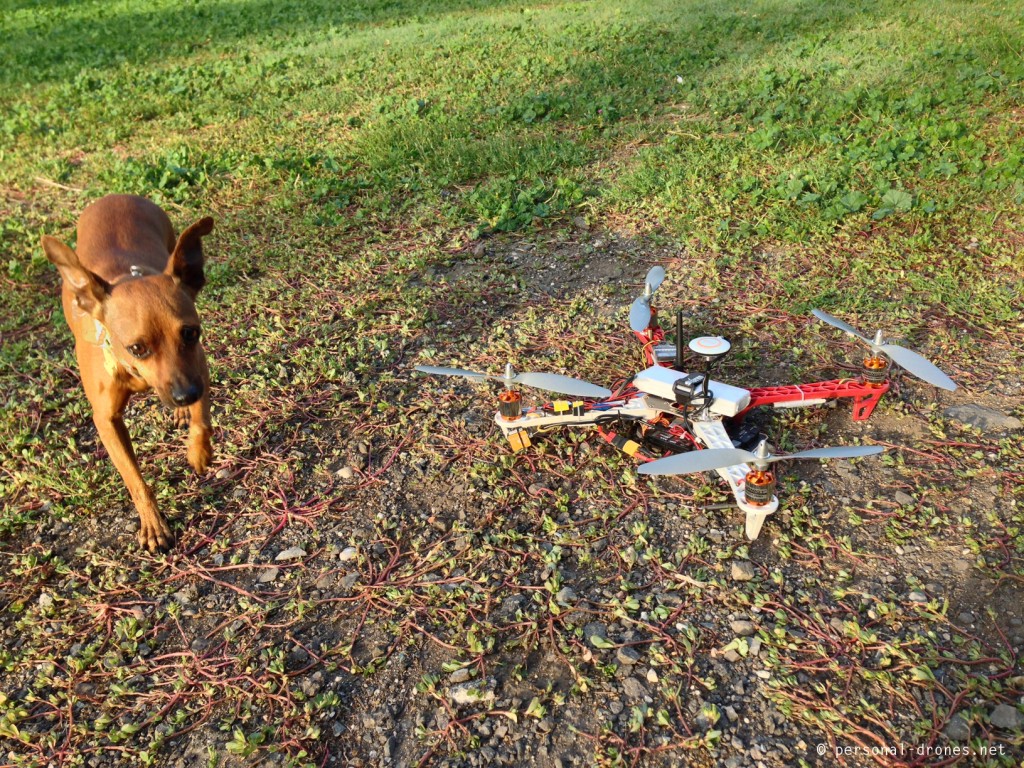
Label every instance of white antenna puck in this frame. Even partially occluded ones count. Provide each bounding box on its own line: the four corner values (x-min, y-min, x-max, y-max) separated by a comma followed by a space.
688, 336, 731, 357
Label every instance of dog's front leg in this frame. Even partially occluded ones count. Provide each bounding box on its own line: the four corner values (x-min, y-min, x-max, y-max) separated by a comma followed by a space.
88, 380, 173, 551
186, 348, 213, 475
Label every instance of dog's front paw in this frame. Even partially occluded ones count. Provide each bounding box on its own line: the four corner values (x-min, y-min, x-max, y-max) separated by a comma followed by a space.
138, 511, 173, 552
173, 407, 191, 430
188, 430, 213, 474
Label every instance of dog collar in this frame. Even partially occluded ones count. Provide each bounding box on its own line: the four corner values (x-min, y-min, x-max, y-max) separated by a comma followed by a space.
91, 318, 142, 379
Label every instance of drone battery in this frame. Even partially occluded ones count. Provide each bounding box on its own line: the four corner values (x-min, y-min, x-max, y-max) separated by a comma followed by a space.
633, 365, 751, 417
572, 401, 586, 416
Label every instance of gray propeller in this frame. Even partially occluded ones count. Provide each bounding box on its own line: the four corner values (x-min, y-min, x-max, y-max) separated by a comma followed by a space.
414, 363, 611, 399
638, 439, 884, 476
812, 310, 957, 391
629, 266, 666, 332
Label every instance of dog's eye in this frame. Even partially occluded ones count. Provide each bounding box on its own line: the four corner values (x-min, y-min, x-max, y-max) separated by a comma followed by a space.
127, 343, 151, 359
181, 327, 201, 344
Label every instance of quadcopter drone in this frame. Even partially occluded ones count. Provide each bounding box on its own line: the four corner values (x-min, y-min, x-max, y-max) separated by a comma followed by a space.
415, 267, 957, 539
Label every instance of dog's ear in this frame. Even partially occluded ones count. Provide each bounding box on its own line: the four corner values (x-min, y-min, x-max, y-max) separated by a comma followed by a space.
166, 217, 214, 299
41, 235, 110, 316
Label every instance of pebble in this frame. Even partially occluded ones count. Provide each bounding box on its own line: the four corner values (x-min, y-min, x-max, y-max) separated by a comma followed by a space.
989, 704, 1024, 731
749, 637, 763, 657
730, 620, 755, 637
608, 700, 623, 715
943, 713, 971, 741
622, 677, 647, 699
276, 546, 307, 561
37, 593, 54, 611
731, 561, 756, 582
907, 591, 928, 603
258, 566, 280, 583
646, 668, 658, 684
723, 650, 741, 663
555, 587, 577, 606
337, 466, 355, 480
894, 490, 915, 507
449, 680, 495, 705
338, 546, 358, 563
449, 667, 473, 684
216, 467, 231, 479
616, 647, 641, 666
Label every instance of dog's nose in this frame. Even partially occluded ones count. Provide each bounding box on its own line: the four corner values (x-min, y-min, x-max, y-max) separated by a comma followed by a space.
171, 381, 203, 407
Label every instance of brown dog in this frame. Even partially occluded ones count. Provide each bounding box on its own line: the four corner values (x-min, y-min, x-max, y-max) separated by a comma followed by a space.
42, 195, 214, 551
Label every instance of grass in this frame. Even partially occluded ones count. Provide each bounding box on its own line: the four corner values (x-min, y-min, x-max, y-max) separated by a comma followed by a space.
1, 0, 1023, 766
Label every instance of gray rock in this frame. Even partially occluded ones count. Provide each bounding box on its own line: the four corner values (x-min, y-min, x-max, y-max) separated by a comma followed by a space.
275, 546, 307, 561
449, 667, 473, 684
945, 404, 1023, 433
894, 491, 915, 507
449, 680, 496, 706
336, 466, 355, 480
908, 591, 928, 603
943, 713, 970, 741
257, 566, 280, 583
722, 650, 741, 663
622, 677, 648, 699
730, 620, 756, 637
583, 622, 608, 645
616, 646, 641, 666
555, 587, 577, 606
749, 636, 763, 657
337, 546, 358, 563
731, 561, 756, 582
989, 704, 1024, 731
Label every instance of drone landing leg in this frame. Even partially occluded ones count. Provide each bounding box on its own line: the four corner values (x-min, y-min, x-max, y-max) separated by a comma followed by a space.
851, 386, 888, 421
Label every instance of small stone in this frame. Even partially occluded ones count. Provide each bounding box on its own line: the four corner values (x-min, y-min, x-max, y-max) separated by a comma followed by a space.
646, 668, 658, 684
584, 622, 608, 646
730, 620, 755, 637
989, 704, 1024, 731
725, 705, 739, 722
622, 677, 648, 699
37, 593, 54, 611
894, 491, 915, 507
538, 718, 554, 733
555, 587, 577, 606
336, 466, 355, 480
257, 566, 280, 583
755, 670, 771, 679
731, 561, 756, 582
957, 612, 975, 625
749, 637, 763, 657
723, 650, 741, 663
232, 487, 246, 499
276, 546, 307, 561
314, 572, 335, 590
338, 546, 358, 563
908, 591, 928, 603
616, 647, 641, 666
943, 713, 971, 741
608, 700, 624, 715
449, 680, 495, 706
945, 404, 1022, 433
216, 467, 231, 479
449, 667, 473, 684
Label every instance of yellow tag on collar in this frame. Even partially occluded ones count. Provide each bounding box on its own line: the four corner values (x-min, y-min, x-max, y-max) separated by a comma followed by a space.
93, 318, 120, 377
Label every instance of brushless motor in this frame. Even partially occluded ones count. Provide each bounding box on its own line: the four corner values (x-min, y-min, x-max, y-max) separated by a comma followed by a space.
862, 355, 890, 386
743, 470, 775, 506
498, 389, 522, 420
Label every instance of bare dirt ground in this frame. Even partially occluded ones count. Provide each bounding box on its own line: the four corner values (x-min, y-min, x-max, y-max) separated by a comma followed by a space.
2, 225, 1022, 768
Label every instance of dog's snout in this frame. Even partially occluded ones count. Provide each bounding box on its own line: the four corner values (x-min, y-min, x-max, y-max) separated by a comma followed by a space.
171, 381, 204, 407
